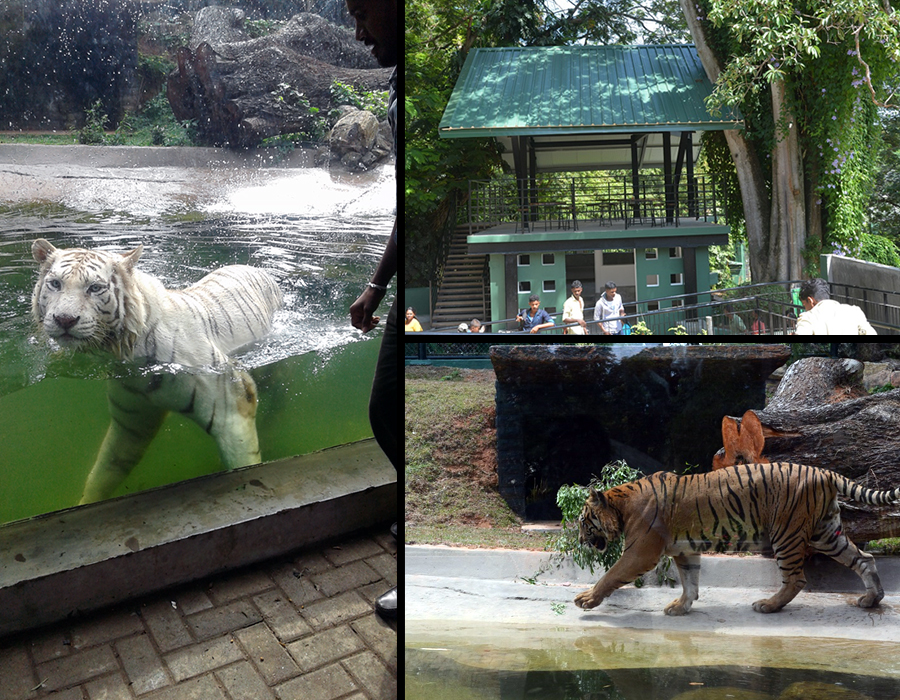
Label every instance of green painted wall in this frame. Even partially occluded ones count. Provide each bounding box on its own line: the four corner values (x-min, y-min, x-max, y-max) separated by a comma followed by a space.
512, 251, 567, 315
634, 247, 711, 307
488, 247, 716, 324
489, 254, 506, 327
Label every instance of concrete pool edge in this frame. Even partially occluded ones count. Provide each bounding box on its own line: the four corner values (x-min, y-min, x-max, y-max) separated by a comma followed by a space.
0, 143, 320, 168
0, 439, 397, 637
407, 544, 900, 642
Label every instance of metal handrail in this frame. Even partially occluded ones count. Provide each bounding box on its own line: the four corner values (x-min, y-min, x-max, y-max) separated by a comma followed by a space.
424, 279, 900, 335
466, 173, 727, 232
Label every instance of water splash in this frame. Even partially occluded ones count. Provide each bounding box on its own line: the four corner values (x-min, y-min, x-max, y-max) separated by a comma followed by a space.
205, 164, 395, 218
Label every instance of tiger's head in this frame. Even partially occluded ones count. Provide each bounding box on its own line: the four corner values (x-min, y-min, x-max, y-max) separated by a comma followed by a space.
577, 487, 623, 553
31, 238, 146, 358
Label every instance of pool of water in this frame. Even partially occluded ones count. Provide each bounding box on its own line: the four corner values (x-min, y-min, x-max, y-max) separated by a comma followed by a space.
407, 623, 900, 699
0, 161, 394, 523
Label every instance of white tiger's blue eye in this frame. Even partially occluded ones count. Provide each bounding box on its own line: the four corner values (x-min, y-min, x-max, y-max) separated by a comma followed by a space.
87, 283, 106, 294
47, 279, 61, 291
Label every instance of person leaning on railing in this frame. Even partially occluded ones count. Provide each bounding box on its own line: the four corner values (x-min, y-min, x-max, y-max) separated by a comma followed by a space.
517, 294, 555, 334
795, 278, 877, 335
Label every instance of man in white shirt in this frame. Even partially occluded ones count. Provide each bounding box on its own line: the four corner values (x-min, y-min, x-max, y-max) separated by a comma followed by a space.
795, 278, 877, 335
594, 281, 625, 335
562, 280, 587, 334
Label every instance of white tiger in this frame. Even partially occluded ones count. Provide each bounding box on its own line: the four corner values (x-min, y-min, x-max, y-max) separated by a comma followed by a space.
31, 238, 283, 504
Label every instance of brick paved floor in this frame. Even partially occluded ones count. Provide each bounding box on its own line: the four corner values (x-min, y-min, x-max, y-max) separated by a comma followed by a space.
0, 526, 396, 700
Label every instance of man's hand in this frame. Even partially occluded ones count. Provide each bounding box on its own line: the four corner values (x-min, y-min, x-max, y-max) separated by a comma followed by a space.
350, 286, 385, 333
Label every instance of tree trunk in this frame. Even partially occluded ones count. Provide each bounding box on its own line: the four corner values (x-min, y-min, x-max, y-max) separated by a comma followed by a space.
735, 358, 900, 542
679, 0, 774, 283
768, 80, 807, 281
167, 10, 392, 147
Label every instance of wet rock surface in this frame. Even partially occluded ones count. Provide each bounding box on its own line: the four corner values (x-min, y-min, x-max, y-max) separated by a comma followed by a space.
168, 9, 392, 148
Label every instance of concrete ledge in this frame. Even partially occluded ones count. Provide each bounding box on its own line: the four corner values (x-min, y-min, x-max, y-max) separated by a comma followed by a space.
407, 544, 900, 594
0, 143, 320, 168
0, 439, 396, 637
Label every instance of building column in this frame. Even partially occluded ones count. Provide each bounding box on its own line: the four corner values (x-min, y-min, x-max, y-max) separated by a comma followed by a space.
683, 246, 698, 321
505, 254, 518, 329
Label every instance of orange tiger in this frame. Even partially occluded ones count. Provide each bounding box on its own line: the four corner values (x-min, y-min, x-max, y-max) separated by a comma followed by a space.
575, 462, 899, 615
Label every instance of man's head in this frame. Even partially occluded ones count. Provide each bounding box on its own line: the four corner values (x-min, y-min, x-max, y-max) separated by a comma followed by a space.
604, 281, 617, 300
570, 280, 582, 300
799, 278, 830, 311
346, 0, 398, 67
528, 294, 541, 312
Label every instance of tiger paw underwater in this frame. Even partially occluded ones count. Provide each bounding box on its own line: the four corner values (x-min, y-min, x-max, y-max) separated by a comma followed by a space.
574, 462, 900, 616
31, 238, 283, 504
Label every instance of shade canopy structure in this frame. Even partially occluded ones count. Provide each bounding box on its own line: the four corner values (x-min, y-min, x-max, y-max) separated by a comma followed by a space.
436, 44, 745, 327
438, 44, 743, 172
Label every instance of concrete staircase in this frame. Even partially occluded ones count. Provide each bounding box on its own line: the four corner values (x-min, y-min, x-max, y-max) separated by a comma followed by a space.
430, 225, 489, 329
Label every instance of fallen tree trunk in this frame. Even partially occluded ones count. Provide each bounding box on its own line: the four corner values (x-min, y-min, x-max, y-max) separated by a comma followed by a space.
167, 9, 392, 147
732, 358, 900, 542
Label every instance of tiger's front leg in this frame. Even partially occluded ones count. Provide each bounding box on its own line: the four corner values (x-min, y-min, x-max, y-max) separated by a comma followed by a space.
575, 540, 664, 610
79, 380, 168, 505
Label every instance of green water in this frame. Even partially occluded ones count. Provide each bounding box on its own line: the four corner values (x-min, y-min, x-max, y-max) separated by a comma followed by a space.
0, 339, 379, 523
0, 176, 393, 523
407, 624, 900, 700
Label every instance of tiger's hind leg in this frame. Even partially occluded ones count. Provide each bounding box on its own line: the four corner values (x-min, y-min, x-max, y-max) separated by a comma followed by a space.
80, 380, 168, 505
664, 554, 701, 616
811, 504, 884, 608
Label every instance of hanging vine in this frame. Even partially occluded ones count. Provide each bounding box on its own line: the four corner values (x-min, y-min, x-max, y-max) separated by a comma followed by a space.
800, 38, 881, 260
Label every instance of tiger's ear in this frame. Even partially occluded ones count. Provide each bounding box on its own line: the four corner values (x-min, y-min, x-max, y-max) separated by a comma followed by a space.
121, 244, 143, 271
588, 487, 605, 505
32, 238, 57, 264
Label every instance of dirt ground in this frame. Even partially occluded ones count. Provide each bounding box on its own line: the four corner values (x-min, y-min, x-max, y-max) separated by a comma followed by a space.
405, 365, 550, 548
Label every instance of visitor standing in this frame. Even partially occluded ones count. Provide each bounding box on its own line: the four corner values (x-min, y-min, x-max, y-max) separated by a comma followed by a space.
594, 282, 625, 335
562, 280, 587, 334
796, 278, 877, 335
346, 0, 398, 620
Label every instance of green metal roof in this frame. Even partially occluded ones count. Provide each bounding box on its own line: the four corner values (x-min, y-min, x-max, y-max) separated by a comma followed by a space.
439, 45, 742, 138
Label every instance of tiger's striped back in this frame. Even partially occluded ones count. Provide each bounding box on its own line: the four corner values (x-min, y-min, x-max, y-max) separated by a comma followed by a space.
142, 265, 283, 361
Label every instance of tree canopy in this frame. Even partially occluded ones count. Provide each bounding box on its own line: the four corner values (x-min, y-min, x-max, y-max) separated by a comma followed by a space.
406, 0, 900, 288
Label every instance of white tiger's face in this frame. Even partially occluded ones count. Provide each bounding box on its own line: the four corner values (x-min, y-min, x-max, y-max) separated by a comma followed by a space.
32, 238, 143, 351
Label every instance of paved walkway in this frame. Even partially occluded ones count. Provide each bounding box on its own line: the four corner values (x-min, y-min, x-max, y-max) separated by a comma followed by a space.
0, 526, 396, 700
